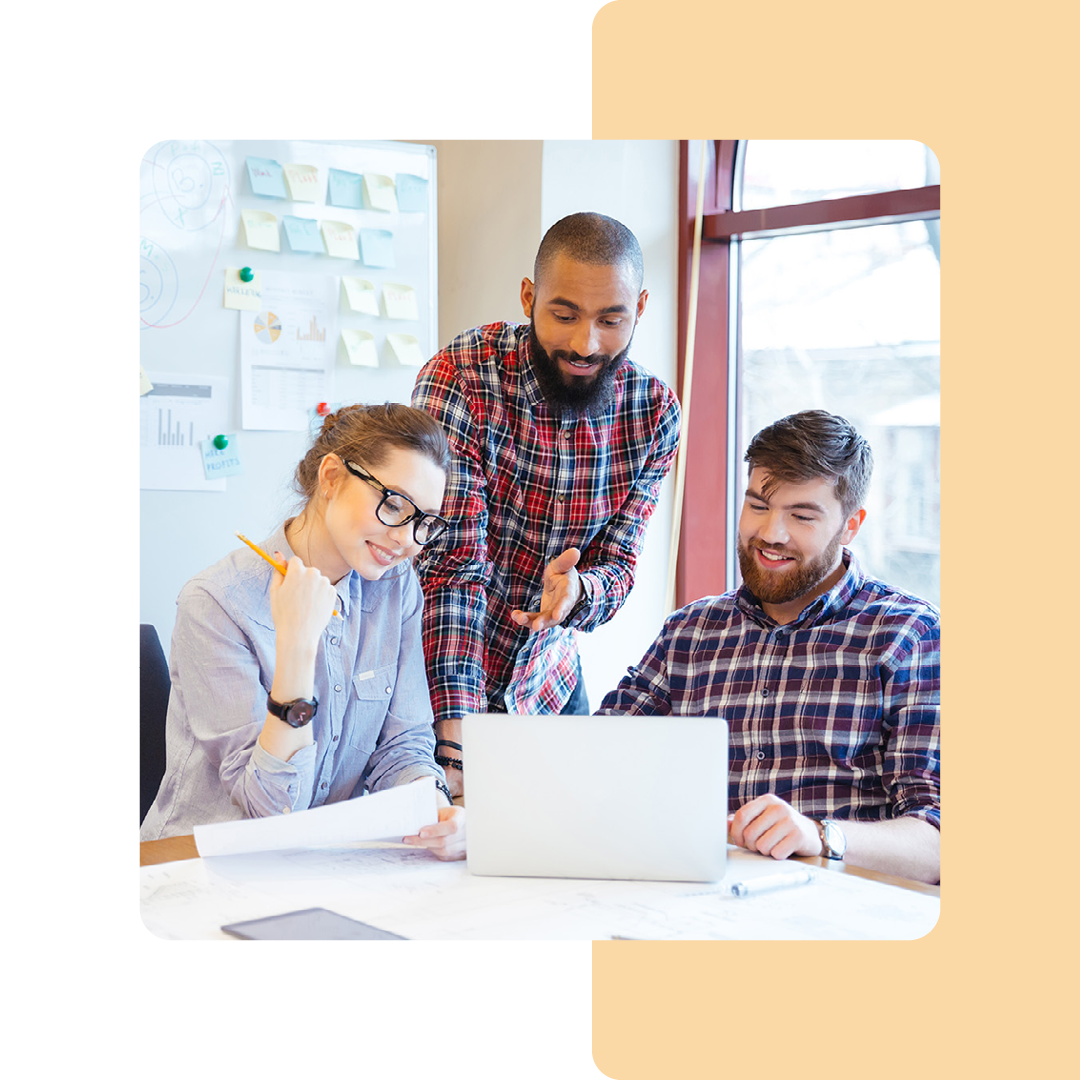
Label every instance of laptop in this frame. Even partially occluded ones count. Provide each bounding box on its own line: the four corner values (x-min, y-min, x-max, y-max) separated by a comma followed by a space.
463, 713, 728, 882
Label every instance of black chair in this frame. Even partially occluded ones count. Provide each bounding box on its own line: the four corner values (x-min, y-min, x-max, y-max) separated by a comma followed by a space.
140, 624, 171, 824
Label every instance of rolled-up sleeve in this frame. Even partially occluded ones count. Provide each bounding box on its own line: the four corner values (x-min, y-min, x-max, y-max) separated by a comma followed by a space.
169, 581, 318, 818
881, 619, 941, 828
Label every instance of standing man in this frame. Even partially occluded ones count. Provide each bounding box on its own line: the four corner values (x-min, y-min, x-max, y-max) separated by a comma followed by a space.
600, 410, 940, 884
412, 212, 681, 795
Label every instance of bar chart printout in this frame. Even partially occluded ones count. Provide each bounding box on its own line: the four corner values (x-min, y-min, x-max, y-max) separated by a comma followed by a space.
140, 373, 230, 491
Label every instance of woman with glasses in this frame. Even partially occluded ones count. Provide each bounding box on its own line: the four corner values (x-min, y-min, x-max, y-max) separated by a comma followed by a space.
141, 403, 464, 859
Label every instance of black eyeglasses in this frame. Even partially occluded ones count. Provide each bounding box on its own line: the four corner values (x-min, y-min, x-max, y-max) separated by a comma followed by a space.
343, 461, 449, 545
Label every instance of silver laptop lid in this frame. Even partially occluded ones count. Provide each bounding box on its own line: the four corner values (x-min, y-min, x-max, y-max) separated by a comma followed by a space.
463, 714, 728, 883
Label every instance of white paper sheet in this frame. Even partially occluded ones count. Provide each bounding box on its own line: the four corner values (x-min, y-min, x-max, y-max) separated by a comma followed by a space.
193, 777, 438, 857
239, 270, 339, 431
140, 372, 229, 491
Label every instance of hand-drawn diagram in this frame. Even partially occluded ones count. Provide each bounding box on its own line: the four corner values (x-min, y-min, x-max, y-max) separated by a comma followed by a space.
139, 235, 178, 328
147, 140, 231, 232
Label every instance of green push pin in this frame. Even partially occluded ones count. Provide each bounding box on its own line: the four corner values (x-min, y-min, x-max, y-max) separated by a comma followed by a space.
239, 267, 254, 282
213, 434, 229, 450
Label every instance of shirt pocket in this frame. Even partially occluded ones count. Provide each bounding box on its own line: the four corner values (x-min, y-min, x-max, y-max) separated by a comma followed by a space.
345, 664, 395, 751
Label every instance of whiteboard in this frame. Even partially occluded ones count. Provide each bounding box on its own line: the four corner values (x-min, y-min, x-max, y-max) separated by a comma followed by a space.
139, 139, 437, 649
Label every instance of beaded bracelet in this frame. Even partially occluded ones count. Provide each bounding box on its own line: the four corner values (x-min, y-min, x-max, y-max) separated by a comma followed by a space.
435, 739, 463, 772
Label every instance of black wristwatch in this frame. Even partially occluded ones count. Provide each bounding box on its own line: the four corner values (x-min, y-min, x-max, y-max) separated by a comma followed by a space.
816, 818, 847, 860
266, 694, 318, 729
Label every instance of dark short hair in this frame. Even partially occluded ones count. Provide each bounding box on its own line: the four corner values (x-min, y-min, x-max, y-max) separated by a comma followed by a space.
294, 402, 450, 503
534, 212, 644, 290
744, 410, 873, 518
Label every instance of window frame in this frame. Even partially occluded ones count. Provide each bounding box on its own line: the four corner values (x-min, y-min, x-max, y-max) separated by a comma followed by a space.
675, 140, 941, 607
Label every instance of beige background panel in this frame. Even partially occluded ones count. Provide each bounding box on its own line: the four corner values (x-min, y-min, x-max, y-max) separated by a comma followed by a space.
591, 0, 1075, 1077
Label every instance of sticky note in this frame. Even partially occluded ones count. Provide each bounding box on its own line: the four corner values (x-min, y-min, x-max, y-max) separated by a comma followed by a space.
382, 282, 419, 321
395, 173, 428, 213
140, 366, 153, 395
321, 220, 360, 260
328, 168, 363, 208
223, 267, 263, 311
247, 157, 287, 198
363, 173, 398, 213
340, 329, 378, 368
283, 163, 320, 202
341, 277, 381, 316
359, 228, 395, 268
282, 215, 325, 253
201, 434, 244, 479
386, 332, 425, 367
240, 209, 280, 252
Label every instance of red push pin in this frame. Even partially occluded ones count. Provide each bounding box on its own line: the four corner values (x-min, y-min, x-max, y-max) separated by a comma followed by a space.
316, 402, 330, 416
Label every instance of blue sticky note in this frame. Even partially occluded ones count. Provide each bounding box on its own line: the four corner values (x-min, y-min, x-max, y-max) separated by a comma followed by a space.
283, 215, 325, 253
328, 168, 363, 208
359, 228, 395, 268
201, 435, 243, 479
246, 157, 287, 199
396, 173, 428, 213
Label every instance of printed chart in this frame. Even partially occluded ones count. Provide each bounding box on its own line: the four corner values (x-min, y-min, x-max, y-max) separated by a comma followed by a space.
240, 270, 339, 430
140, 374, 230, 491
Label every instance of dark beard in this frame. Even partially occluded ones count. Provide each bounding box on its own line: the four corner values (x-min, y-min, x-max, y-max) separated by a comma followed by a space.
736, 527, 845, 607
528, 320, 631, 420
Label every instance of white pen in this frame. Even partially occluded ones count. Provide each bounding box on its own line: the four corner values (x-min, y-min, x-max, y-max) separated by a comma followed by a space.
729, 868, 813, 898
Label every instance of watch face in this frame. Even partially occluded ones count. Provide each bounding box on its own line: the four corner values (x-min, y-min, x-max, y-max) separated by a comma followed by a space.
284, 700, 316, 727
823, 820, 847, 858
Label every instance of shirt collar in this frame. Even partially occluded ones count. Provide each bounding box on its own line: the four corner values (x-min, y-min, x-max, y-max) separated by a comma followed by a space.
736, 548, 864, 629
516, 323, 550, 414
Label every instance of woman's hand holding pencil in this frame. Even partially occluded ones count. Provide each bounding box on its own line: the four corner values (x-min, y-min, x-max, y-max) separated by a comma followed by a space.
236, 532, 341, 617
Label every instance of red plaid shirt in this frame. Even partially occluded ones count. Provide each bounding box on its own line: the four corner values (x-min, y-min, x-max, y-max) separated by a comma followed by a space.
412, 323, 680, 723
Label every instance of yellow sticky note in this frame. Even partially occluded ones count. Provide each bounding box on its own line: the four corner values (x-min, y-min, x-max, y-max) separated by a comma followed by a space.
223, 267, 263, 311
321, 220, 360, 260
240, 209, 280, 252
283, 163, 321, 202
341, 276, 381, 316
363, 173, 398, 212
382, 282, 419, 321
340, 329, 378, 367
386, 332, 425, 367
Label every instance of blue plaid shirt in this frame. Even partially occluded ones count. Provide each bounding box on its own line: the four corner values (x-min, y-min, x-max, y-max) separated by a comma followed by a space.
599, 551, 941, 827
412, 322, 680, 721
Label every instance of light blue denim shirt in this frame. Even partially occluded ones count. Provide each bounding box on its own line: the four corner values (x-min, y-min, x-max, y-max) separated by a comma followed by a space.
141, 525, 444, 840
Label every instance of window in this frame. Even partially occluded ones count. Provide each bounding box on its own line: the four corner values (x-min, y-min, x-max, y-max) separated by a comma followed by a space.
676, 140, 941, 607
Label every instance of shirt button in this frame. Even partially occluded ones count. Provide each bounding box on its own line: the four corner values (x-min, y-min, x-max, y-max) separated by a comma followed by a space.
282, 806, 291, 814
557, 495, 565, 502
321, 782, 328, 790
385, 686, 392, 694
563, 431, 571, 439
761, 688, 769, 697
756, 751, 766, 761
335, 684, 343, 692
331, 637, 338, 645
333, 734, 339, 742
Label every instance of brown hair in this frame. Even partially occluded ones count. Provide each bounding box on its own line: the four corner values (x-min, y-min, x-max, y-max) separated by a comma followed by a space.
293, 402, 450, 503
744, 409, 873, 518
534, 212, 644, 291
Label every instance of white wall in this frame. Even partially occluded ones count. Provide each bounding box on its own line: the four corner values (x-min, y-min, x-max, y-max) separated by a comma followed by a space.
540, 140, 680, 704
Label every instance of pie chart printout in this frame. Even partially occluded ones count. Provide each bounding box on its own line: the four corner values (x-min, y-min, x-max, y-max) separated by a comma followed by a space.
254, 312, 282, 344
